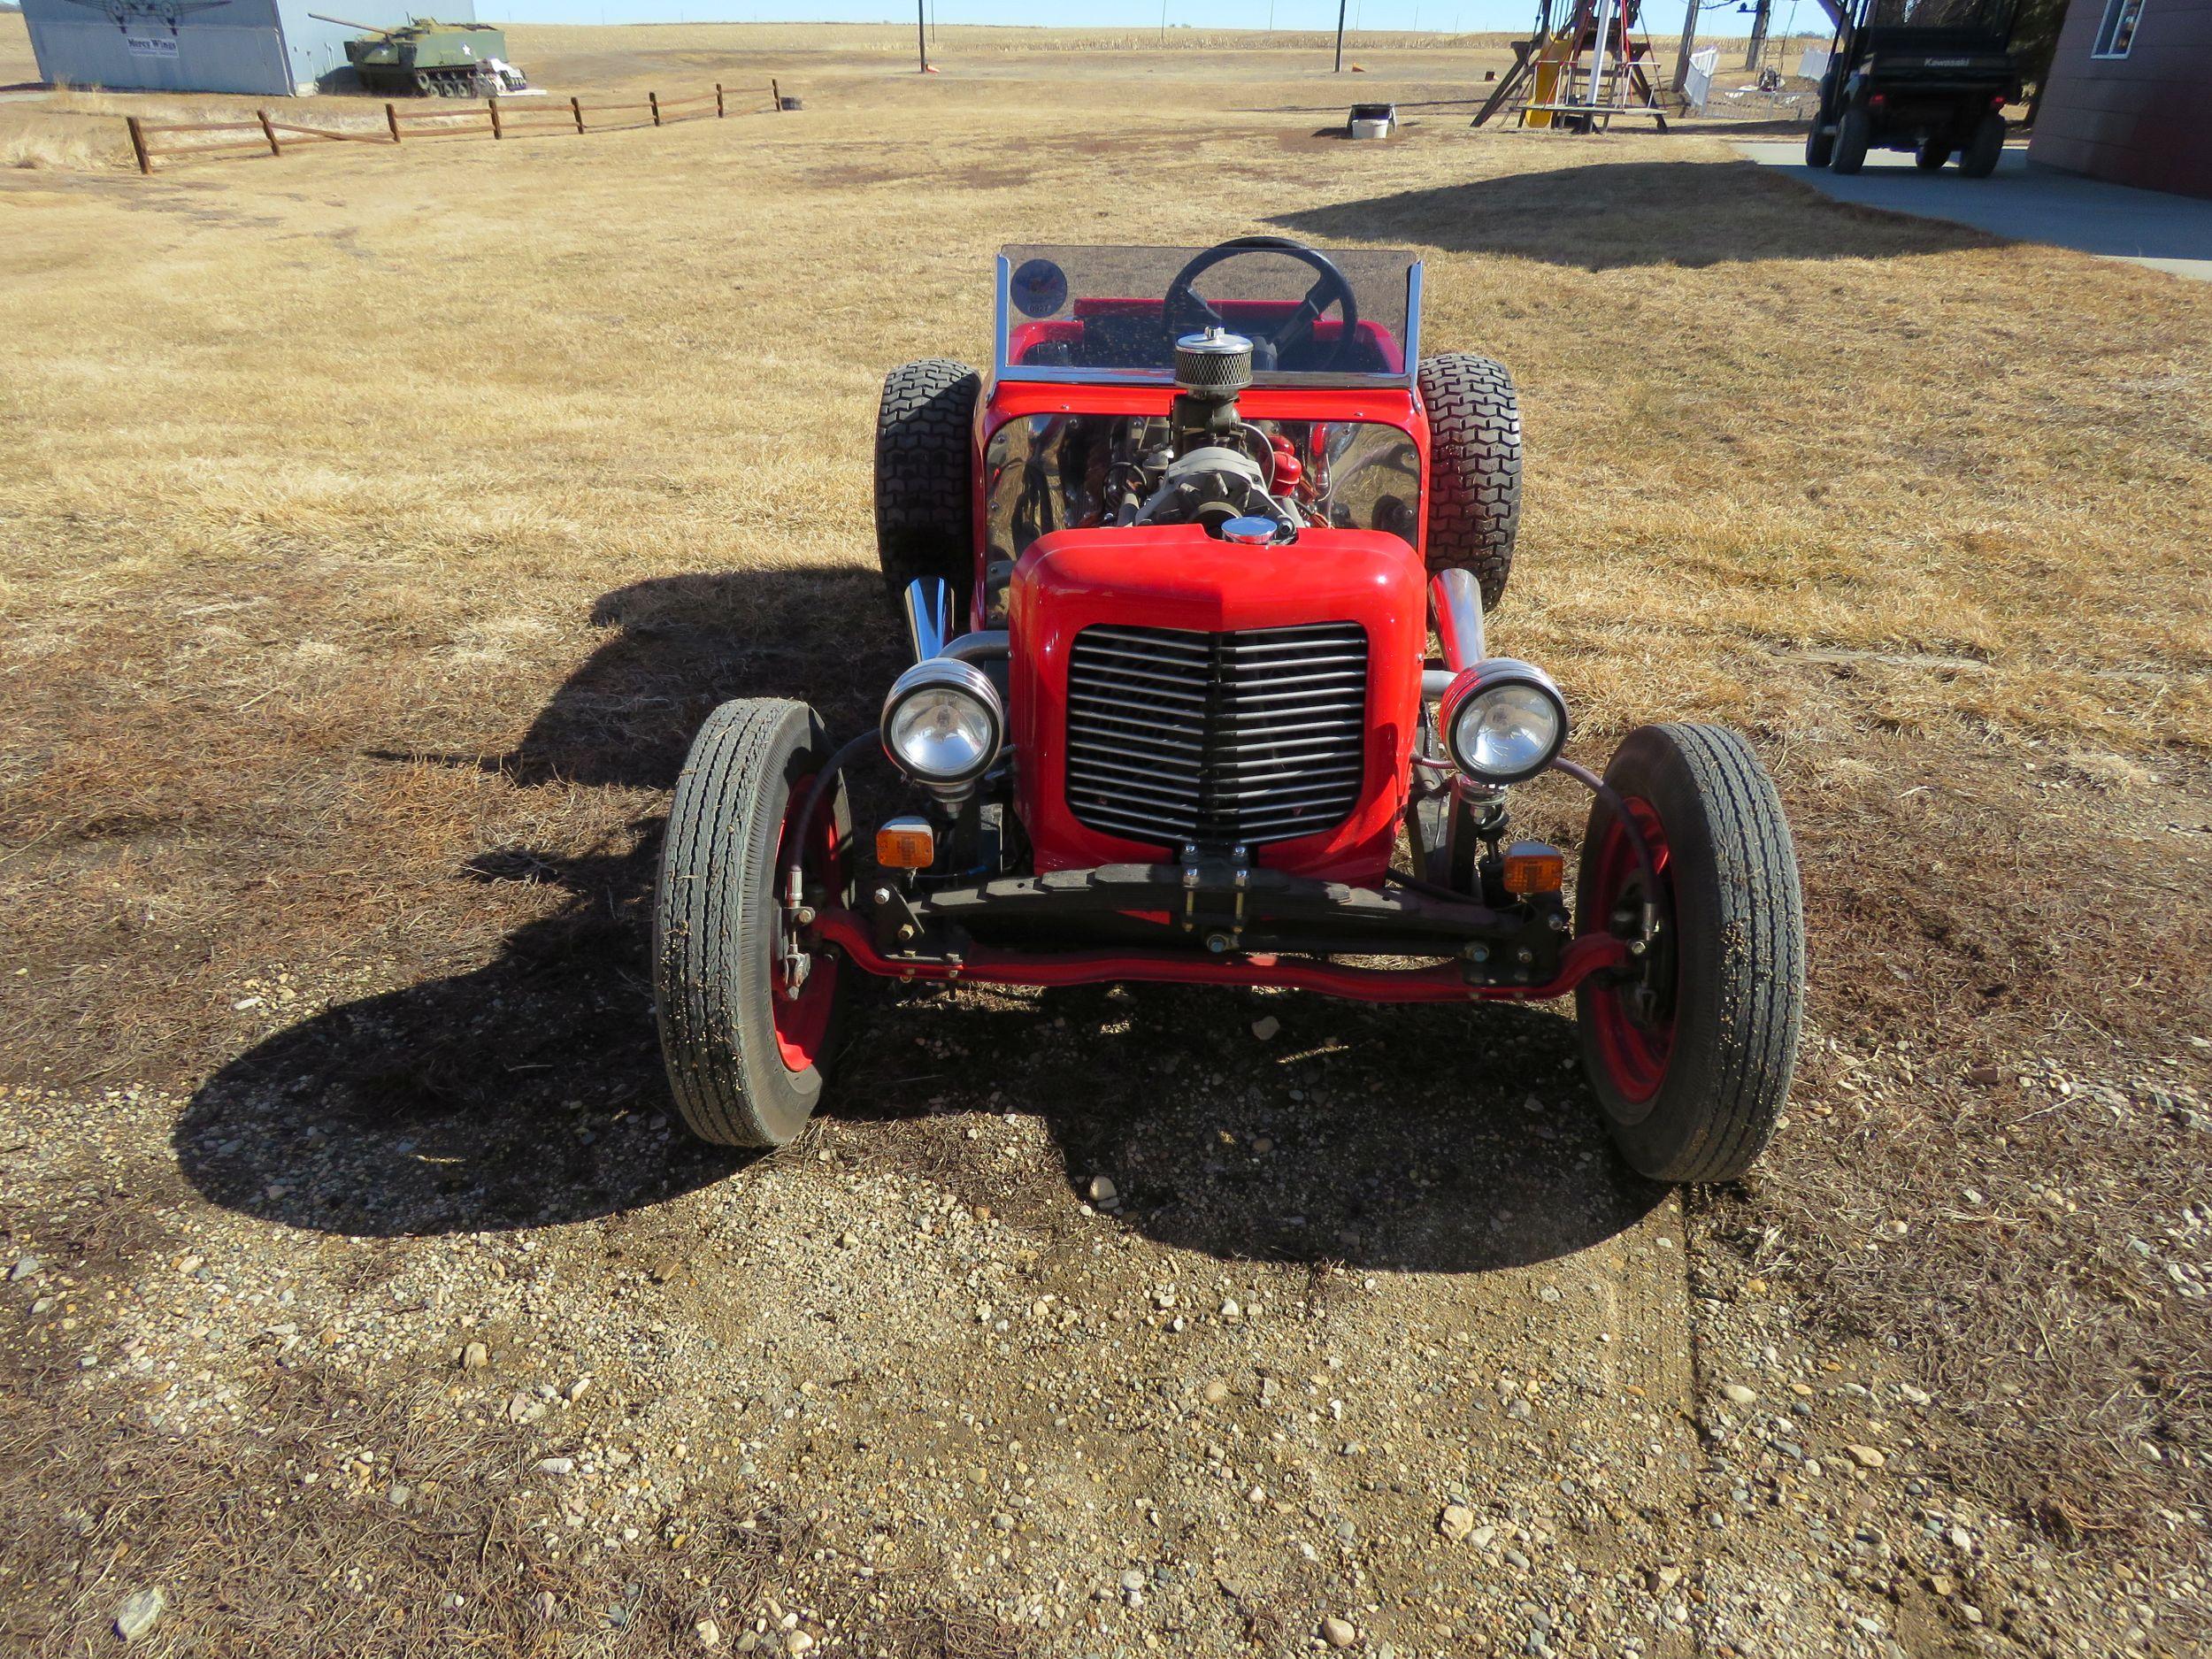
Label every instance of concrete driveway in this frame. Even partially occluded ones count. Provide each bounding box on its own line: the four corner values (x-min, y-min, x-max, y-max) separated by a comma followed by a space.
1737, 142, 2212, 280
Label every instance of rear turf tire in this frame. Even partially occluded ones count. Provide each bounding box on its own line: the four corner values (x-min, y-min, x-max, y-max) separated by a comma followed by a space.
1830, 106, 1871, 174
655, 699, 850, 1148
1574, 724, 1804, 1183
874, 358, 979, 618
1959, 111, 2006, 179
1417, 353, 1521, 611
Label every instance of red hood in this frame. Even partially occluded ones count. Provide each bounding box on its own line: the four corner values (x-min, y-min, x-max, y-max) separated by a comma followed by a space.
1008, 524, 1426, 883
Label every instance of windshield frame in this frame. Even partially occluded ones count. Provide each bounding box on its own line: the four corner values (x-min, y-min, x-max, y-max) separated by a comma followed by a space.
993, 250, 1424, 391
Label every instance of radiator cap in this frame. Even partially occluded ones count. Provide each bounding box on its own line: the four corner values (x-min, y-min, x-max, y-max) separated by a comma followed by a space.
1220, 516, 1278, 546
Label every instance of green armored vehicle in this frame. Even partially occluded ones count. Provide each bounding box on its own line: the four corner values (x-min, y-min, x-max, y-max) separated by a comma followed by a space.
311, 14, 531, 96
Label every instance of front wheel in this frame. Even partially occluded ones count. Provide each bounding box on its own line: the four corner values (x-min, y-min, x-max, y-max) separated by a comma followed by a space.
1804, 119, 1834, 168
1574, 724, 1804, 1183
1915, 137, 1950, 171
1958, 110, 2006, 178
1830, 106, 1871, 174
654, 699, 851, 1148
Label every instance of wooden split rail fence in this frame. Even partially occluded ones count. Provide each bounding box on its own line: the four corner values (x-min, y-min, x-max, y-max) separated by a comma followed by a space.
126, 79, 792, 175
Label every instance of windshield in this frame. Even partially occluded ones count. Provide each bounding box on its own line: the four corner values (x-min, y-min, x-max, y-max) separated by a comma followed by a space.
996, 243, 1420, 388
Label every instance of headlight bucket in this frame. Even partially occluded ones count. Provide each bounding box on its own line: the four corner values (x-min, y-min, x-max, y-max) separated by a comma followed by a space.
1438, 659, 1568, 785
880, 657, 1005, 787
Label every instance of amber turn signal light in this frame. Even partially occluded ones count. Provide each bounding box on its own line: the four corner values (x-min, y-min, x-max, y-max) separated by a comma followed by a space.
1501, 841, 1565, 896
875, 817, 935, 871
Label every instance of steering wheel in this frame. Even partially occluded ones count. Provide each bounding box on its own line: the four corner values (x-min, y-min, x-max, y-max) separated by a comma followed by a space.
1163, 236, 1361, 374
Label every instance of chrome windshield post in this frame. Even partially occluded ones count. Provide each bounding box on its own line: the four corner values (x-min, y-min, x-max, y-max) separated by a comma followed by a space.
993, 252, 1011, 379
1403, 260, 1424, 368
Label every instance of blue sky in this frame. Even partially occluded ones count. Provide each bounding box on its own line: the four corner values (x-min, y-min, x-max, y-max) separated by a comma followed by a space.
497, 0, 1797, 42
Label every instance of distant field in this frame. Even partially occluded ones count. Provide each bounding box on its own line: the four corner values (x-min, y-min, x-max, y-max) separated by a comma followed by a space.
0, 14, 1830, 170
2, 24, 2206, 1657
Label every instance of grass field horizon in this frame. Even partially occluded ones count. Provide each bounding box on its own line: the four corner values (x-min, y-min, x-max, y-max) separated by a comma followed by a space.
1, 13, 1833, 170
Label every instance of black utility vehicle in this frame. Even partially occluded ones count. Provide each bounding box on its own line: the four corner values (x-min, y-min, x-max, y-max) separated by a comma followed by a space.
1806, 0, 2021, 178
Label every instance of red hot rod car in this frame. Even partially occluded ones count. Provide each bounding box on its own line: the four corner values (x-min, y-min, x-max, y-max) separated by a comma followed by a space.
654, 238, 1805, 1182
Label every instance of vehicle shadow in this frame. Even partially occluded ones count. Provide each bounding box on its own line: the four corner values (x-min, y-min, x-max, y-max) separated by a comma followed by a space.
1268, 157, 1995, 269
173, 571, 1663, 1269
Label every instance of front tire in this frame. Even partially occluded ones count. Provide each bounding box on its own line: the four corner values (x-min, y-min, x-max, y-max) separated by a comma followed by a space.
1958, 110, 2006, 178
1914, 137, 1950, 171
1830, 106, 1871, 174
874, 358, 979, 618
1804, 123, 1835, 168
1417, 353, 1521, 610
655, 699, 851, 1148
1574, 724, 1804, 1183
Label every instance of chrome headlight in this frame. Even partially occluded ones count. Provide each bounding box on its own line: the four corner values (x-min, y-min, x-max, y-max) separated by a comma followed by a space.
881, 658, 1004, 786
1439, 660, 1568, 785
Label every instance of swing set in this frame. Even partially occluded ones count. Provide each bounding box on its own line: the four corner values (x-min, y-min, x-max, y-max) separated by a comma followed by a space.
1472, 0, 1672, 129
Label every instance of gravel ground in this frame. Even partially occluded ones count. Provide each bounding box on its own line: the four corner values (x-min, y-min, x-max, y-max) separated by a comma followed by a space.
4, 983, 2200, 1655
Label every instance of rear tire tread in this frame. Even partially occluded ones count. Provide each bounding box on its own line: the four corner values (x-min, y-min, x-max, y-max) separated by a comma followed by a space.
875, 358, 980, 612
1959, 111, 2006, 178
1417, 353, 1522, 610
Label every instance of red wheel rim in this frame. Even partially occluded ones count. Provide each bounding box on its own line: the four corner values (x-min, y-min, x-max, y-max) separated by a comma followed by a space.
1586, 796, 1675, 1107
771, 772, 841, 1075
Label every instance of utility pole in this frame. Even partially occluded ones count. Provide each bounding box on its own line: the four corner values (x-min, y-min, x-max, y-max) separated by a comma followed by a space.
1743, 0, 1770, 69
1333, 0, 1347, 68
1672, 0, 1699, 91
916, 0, 927, 70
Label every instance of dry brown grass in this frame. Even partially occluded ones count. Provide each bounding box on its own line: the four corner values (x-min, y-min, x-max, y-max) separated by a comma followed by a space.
1, 18, 2208, 1630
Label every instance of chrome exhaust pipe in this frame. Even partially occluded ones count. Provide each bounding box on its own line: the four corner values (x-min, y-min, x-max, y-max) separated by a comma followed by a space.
1430, 567, 1486, 674
902, 576, 953, 664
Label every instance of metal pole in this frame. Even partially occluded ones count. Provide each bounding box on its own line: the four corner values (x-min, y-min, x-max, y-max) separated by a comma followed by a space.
1672, 0, 1699, 92
1743, 0, 1770, 69
1585, 0, 1614, 104
918, 0, 927, 69
1334, 0, 1347, 68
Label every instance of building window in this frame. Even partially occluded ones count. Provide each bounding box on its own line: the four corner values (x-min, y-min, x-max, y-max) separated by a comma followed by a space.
2092, 0, 2147, 57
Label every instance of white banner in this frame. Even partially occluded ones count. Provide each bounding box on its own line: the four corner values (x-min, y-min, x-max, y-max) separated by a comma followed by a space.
1683, 46, 1717, 111
1797, 46, 1832, 80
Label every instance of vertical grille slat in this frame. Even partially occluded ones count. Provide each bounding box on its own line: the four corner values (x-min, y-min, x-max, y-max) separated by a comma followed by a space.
1064, 621, 1369, 849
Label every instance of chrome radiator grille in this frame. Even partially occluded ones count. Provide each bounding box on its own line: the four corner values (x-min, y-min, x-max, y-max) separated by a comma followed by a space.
1064, 621, 1369, 849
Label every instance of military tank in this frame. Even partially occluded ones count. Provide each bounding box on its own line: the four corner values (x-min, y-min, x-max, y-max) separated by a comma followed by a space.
311, 15, 531, 97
